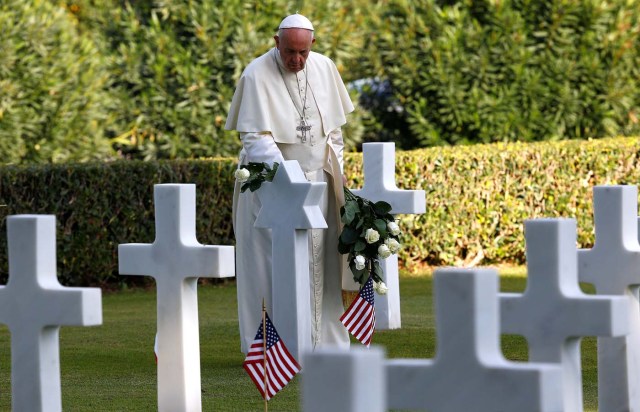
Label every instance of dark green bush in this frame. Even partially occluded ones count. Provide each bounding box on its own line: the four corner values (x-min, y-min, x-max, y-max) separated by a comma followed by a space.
0, 159, 236, 286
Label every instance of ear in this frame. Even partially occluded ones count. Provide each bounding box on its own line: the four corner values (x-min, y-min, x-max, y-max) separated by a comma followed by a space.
311, 37, 316, 45
274, 35, 280, 49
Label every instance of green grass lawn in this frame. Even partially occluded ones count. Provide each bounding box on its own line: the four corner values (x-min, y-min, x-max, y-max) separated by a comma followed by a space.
0, 270, 599, 411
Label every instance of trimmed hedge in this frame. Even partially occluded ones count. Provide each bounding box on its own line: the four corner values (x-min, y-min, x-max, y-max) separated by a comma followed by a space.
1, 137, 640, 285
0, 159, 236, 286
378, 136, 640, 270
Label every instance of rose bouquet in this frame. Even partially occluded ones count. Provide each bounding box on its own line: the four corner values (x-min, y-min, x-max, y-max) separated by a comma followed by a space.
234, 161, 401, 295
338, 188, 400, 294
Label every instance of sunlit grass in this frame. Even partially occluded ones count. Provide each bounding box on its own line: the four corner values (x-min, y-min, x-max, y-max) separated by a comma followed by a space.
0, 269, 599, 411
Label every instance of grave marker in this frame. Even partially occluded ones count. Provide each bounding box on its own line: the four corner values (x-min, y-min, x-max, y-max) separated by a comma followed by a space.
302, 347, 385, 412
254, 160, 327, 361
118, 184, 234, 412
0, 215, 102, 412
501, 218, 629, 411
578, 185, 640, 411
351, 142, 426, 329
386, 268, 563, 411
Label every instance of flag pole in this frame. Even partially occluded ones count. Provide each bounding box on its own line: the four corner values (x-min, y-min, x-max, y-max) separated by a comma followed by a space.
262, 298, 268, 412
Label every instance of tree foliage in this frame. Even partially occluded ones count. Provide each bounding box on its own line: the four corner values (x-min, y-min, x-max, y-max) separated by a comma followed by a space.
0, 0, 116, 164
363, 0, 640, 148
67, 0, 371, 160
1, 0, 639, 163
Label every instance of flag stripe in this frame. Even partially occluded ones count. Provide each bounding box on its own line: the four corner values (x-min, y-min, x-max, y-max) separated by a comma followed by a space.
243, 312, 301, 401
340, 301, 362, 326
340, 276, 376, 347
274, 342, 298, 377
347, 302, 371, 333
352, 305, 374, 337
243, 363, 266, 398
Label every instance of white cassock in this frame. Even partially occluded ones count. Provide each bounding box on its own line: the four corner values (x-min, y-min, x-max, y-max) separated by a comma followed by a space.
226, 47, 358, 353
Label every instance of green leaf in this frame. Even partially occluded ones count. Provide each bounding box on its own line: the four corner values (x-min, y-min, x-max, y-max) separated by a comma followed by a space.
373, 201, 392, 215
248, 180, 262, 192
340, 226, 359, 244
348, 261, 368, 285
342, 200, 359, 225
354, 240, 366, 252
374, 219, 387, 234
265, 162, 279, 181
247, 162, 266, 173
338, 241, 351, 254
373, 260, 383, 277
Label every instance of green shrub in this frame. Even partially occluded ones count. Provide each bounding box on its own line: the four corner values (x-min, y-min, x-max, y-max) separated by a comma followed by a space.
364, 0, 640, 148
0, 0, 116, 164
66, 0, 372, 160
5, 0, 639, 162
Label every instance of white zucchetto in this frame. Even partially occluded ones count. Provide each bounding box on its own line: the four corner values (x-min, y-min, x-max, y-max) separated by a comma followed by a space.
278, 13, 314, 31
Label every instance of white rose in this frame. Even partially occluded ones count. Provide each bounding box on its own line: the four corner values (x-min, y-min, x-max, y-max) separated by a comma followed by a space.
385, 238, 401, 253
365, 228, 380, 244
374, 281, 388, 295
234, 168, 251, 183
354, 255, 366, 270
378, 244, 392, 259
387, 221, 401, 236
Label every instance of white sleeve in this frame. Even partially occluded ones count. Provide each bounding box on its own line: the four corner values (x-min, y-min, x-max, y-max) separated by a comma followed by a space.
329, 127, 344, 173
240, 132, 284, 165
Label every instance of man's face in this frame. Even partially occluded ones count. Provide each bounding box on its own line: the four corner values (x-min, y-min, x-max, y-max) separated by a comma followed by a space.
274, 29, 315, 73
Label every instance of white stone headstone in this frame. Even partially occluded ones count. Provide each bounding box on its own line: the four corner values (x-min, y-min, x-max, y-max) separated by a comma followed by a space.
0, 215, 102, 412
254, 160, 327, 361
501, 218, 629, 411
118, 184, 234, 412
302, 347, 386, 412
351, 142, 426, 330
386, 268, 563, 411
578, 185, 640, 411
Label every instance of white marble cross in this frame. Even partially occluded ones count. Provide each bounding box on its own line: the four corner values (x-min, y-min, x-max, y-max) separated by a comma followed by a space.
501, 218, 629, 411
0, 215, 102, 412
350, 142, 426, 329
254, 160, 327, 361
577, 185, 640, 411
302, 347, 386, 412
386, 268, 563, 411
118, 184, 234, 412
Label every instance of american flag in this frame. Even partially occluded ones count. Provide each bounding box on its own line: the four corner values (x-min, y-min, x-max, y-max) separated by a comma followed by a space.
340, 275, 376, 346
243, 312, 301, 400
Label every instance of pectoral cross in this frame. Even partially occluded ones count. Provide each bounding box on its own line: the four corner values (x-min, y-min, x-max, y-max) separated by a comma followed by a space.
297, 120, 312, 143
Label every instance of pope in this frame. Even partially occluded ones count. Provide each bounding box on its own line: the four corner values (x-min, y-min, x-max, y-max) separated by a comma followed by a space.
226, 13, 355, 353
